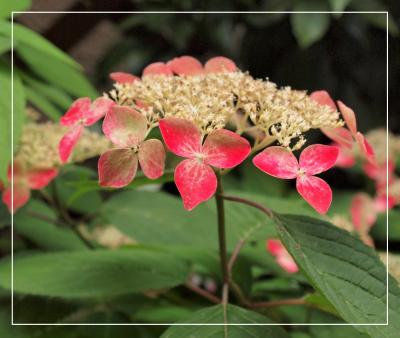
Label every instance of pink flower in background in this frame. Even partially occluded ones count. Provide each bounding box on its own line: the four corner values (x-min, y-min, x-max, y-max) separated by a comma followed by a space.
334, 142, 356, 168
159, 118, 250, 210
59, 97, 115, 163
311, 90, 375, 163
253, 144, 339, 214
2, 163, 58, 213
267, 239, 298, 274
98, 105, 165, 188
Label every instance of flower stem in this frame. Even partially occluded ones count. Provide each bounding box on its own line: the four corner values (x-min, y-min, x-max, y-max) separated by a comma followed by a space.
215, 173, 230, 292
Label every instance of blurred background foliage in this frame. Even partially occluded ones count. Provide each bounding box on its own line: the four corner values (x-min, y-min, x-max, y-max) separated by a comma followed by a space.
0, 0, 399, 336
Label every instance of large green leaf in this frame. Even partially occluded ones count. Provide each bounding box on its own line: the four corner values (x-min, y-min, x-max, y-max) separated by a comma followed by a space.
100, 190, 316, 274
0, 62, 25, 181
273, 214, 400, 337
161, 304, 289, 338
0, 248, 189, 298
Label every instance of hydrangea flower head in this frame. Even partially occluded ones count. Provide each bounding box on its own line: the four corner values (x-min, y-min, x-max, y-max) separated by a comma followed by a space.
253, 144, 339, 214
59, 97, 115, 163
159, 118, 250, 210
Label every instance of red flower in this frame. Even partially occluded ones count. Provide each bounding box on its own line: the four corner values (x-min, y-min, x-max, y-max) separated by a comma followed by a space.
141, 56, 237, 77
2, 163, 58, 213
267, 239, 298, 274
253, 144, 339, 214
311, 90, 375, 163
59, 97, 115, 163
159, 118, 250, 210
98, 105, 165, 188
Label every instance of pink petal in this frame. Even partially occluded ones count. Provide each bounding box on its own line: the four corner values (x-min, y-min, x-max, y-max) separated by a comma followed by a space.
98, 149, 138, 188
374, 194, 395, 213
83, 97, 115, 126
363, 160, 394, 180
277, 254, 299, 274
296, 175, 332, 214
266, 239, 298, 274
2, 183, 30, 213
109, 72, 139, 84
138, 139, 166, 179
299, 144, 339, 175
266, 239, 283, 256
174, 159, 217, 210
350, 193, 377, 231
102, 105, 147, 148
202, 129, 251, 169
142, 62, 173, 76
356, 132, 375, 163
158, 118, 202, 158
337, 101, 357, 137
27, 168, 59, 189
310, 90, 336, 110
204, 56, 237, 73
60, 97, 90, 126
321, 127, 354, 149
167, 56, 204, 76
335, 143, 356, 168
252, 146, 298, 179
59, 125, 84, 163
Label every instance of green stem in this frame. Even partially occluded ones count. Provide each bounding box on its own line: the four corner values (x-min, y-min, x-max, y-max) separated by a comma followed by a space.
215, 172, 229, 337
215, 173, 230, 290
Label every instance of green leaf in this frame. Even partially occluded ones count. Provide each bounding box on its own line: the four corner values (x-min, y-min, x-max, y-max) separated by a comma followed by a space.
14, 199, 88, 251
372, 210, 400, 241
290, 1, 330, 48
291, 13, 330, 48
309, 311, 369, 337
101, 190, 315, 275
0, 247, 189, 298
25, 86, 61, 121
161, 304, 289, 337
303, 293, 338, 316
349, 0, 399, 36
273, 214, 400, 337
55, 165, 103, 214
0, 0, 31, 19
0, 22, 80, 69
328, 0, 351, 11
17, 44, 97, 98
0, 34, 10, 54
0, 62, 25, 181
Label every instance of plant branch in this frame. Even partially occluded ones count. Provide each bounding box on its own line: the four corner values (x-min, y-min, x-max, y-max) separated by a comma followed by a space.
184, 281, 221, 304
221, 194, 274, 218
27, 210, 94, 249
248, 297, 306, 309
227, 239, 245, 275
215, 173, 230, 292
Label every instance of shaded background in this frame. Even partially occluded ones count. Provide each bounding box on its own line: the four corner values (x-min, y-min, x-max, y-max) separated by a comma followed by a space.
16, 0, 397, 132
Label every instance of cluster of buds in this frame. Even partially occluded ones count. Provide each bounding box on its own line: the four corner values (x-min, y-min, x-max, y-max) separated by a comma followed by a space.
58, 55, 374, 215
2, 121, 110, 213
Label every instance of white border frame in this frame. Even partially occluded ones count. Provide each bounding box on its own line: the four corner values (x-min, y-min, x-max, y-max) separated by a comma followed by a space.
10, 11, 390, 327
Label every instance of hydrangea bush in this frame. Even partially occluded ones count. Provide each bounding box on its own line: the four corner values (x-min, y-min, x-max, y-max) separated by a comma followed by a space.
2, 56, 399, 337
